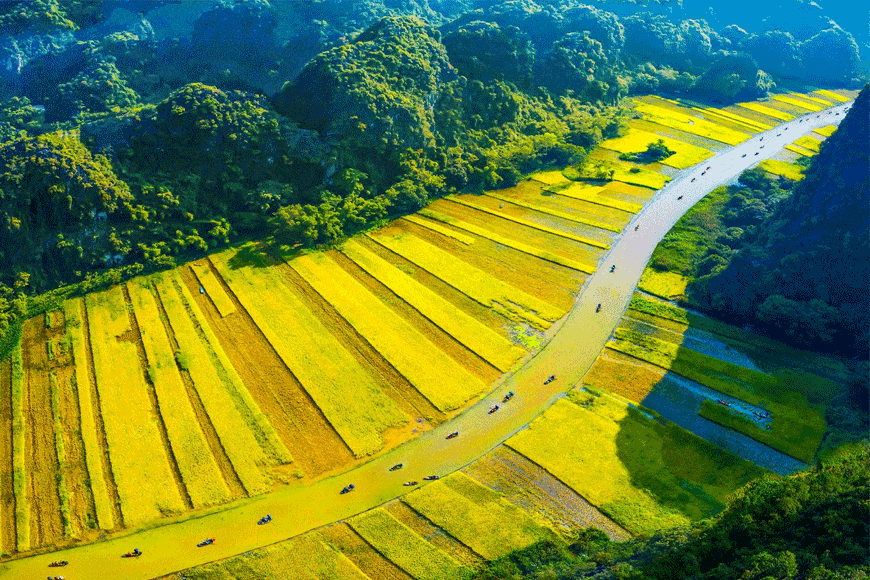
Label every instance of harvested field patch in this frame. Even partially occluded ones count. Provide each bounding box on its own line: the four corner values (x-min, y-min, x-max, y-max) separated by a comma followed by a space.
341, 240, 525, 371
632, 101, 750, 145
785, 144, 814, 157
63, 300, 116, 531
152, 274, 276, 495
385, 501, 485, 568
509, 393, 764, 536
350, 509, 467, 580
404, 472, 557, 560
290, 252, 487, 412
599, 128, 714, 169
20, 317, 64, 548
189, 262, 235, 318
485, 186, 625, 234
462, 446, 630, 541
794, 135, 822, 152
814, 89, 850, 103
0, 357, 13, 554
211, 250, 407, 457
736, 102, 793, 122
85, 288, 185, 527
127, 280, 231, 508
759, 159, 805, 181
179, 532, 370, 580
771, 94, 824, 112
814, 125, 837, 137
369, 229, 566, 330
177, 264, 352, 479
638, 270, 688, 300
321, 523, 412, 580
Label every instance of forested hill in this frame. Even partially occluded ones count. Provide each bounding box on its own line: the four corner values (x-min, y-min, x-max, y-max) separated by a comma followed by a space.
695, 85, 869, 357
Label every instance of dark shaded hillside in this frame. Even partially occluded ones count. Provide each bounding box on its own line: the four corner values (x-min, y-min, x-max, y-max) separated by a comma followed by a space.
694, 85, 869, 357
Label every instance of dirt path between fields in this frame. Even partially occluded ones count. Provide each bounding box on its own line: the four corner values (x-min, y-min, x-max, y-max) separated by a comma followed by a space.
0, 99, 851, 580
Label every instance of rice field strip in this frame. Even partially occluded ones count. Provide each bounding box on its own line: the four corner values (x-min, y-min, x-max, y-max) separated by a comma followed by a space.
70, 299, 123, 529
289, 252, 488, 412
209, 251, 407, 457
771, 94, 824, 112
189, 262, 237, 318
387, 500, 486, 568
785, 144, 814, 157
758, 159, 804, 181
789, 92, 836, 106
529, 169, 572, 186
814, 89, 850, 103
320, 522, 414, 580
368, 231, 561, 330
445, 195, 618, 245
793, 135, 822, 152
598, 127, 714, 170
153, 272, 287, 490
736, 101, 793, 122
401, 214, 475, 245
85, 288, 187, 527
403, 471, 557, 560
814, 125, 837, 137
127, 280, 232, 508
341, 240, 525, 372
541, 182, 644, 215
10, 343, 28, 551
463, 191, 620, 238
348, 509, 467, 580
691, 106, 771, 132
631, 101, 751, 145
417, 207, 595, 274
48, 370, 72, 538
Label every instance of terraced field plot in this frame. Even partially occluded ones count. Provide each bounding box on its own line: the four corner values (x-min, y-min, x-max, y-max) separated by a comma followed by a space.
507, 392, 765, 536
599, 127, 714, 169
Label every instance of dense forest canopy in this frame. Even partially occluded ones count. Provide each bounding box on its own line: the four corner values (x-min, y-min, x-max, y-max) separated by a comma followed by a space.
0, 0, 865, 357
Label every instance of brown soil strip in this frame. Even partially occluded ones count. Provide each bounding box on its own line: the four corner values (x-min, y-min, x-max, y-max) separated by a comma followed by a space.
330, 250, 500, 383
462, 446, 631, 541
80, 300, 124, 528
150, 281, 246, 498
320, 522, 413, 580
278, 260, 444, 424
0, 357, 15, 554
182, 262, 354, 478
357, 237, 511, 336
121, 286, 194, 511
20, 317, 63, 548
385, 500, 485, 568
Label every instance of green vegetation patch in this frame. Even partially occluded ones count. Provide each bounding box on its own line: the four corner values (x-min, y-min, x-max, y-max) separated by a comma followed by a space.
574, 156, 670, 189
607, 326, 827, 462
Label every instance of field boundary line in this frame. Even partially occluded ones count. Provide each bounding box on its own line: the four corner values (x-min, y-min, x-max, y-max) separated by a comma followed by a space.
48, 370, 73, 538
150, 281, 248, 498
450, 194, 618, 243
122, 285, 194, 511
10, 343, 28, 552
502, 443, 631, 538
63, 300, 117, 531
418, 208, 595, 274
170, 270, 294, 465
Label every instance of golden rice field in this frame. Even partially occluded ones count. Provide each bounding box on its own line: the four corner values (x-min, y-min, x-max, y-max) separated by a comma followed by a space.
759, 159, 805, 181
0, 88, 854, 566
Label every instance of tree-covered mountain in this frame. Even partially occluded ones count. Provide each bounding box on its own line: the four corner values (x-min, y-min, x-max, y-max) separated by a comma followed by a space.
692, 85, 869, 358
0, 0, 865, 354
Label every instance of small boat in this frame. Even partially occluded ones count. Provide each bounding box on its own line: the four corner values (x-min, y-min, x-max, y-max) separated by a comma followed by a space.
423, 475, 440, 481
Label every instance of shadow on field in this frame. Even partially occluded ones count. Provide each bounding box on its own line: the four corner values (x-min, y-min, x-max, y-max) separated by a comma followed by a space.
226, 243, 275, 270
